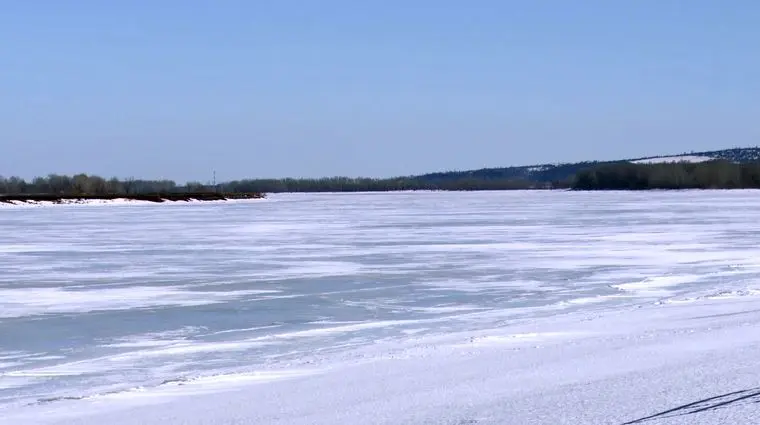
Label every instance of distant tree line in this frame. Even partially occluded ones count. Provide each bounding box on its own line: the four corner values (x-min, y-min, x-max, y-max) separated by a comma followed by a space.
217, 176, 564, 192
0, 173, 567, 196
0, 174, 182, 195
572, 160, 760, 190
5, 160, 758, 196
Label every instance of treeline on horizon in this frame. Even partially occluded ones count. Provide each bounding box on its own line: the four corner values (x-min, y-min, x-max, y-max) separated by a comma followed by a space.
572, 160, 760, 190
0, 173, 561, 195
0, 174, 185, 196
220, 176, 560, 192
2, 160, 760, 196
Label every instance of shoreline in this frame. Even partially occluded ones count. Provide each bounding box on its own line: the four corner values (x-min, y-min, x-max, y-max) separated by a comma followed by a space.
0, 192, 265, 206
3, 188, 760, 206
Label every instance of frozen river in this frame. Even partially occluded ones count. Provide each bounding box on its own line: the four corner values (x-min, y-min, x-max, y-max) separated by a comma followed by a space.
2, 190, 760, 424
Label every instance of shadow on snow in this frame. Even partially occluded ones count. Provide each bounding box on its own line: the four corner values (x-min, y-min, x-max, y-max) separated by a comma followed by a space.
621, 387, 760, 424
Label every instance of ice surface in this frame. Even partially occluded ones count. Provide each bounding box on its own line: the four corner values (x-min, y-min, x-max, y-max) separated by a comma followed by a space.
2, 190, 760, 424
0, 286, 276, 318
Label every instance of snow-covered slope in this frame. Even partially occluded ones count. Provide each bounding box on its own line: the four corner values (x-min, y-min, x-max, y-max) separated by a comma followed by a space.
465, 147, 760, 184
627, 147, 760, 166
631, 155, 715, 164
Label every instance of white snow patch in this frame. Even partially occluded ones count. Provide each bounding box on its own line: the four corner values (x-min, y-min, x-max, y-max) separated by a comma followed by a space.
0, 286, 269, 318
631, 155, 715, 164
457, 331, 576, 348
0, 198, 265, 208
104, 340, 273, 361
663, 288, 760, 304
559, 294, 632, 306
611, 274, 702, 294
0, 198, 153, 208
261, 320, 417, 340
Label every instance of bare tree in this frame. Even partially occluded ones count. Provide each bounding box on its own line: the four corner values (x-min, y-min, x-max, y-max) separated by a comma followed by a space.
89, 176, 108, 195
123, 177, 135, 195
71, 174, 90, 195
107, 177, 124, 195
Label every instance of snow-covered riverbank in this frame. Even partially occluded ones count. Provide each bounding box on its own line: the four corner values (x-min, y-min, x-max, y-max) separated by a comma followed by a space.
6, 289, 760, 425
0, 197, 266, 208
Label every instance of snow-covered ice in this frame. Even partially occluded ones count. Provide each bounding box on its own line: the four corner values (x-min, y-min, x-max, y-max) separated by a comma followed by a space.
1, 190, 760, 424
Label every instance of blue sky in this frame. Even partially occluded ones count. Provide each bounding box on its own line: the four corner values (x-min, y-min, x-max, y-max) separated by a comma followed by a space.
2, 1, 759, 181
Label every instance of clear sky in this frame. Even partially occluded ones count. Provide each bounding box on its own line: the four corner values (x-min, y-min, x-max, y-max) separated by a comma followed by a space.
2, 1, 759, 182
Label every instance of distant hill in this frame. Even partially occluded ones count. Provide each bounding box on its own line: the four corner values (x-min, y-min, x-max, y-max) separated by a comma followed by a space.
413, 147, 760, 185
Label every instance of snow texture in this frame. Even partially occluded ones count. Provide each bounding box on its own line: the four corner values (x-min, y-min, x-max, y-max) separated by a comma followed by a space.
2, 190, 760, 424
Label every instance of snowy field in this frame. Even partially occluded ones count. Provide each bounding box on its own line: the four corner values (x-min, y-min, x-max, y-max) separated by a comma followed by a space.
2, 190, 760, 424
